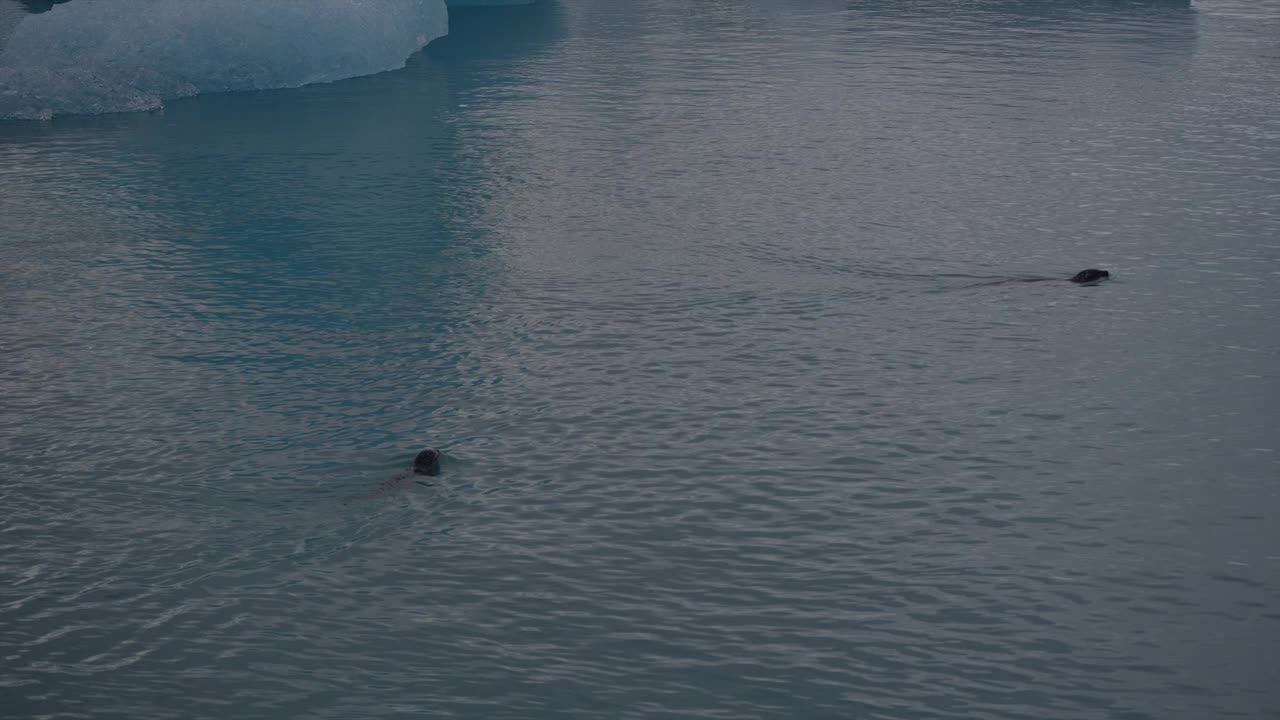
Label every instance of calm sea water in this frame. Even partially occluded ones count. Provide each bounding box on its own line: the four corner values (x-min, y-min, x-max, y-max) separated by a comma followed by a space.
2, 1, 1278, 718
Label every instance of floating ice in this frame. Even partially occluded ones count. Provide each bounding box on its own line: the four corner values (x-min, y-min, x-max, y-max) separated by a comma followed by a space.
0, 0, 449, 120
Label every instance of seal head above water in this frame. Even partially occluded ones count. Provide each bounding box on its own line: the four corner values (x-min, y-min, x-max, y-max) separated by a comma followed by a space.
413, 448, 441, 477
350, 448, 441, 501
1070, 269, 1110, 284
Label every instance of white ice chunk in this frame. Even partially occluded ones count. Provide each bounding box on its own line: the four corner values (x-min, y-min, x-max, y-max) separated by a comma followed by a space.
0, 0, 448, 119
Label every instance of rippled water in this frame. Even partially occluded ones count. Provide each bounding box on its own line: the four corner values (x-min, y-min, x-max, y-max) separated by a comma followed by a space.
3, 1, 1279, 718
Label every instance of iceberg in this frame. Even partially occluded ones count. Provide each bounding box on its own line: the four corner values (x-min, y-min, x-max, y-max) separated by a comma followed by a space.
0, 0, 450, 120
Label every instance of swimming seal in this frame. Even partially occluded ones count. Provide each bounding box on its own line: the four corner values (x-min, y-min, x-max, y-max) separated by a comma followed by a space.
412, 448, 441, 477
351, 448, 441, 501
1070, 269, 1110, 284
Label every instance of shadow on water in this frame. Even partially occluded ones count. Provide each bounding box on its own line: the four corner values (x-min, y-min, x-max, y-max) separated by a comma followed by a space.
0, 0, 69, 41
16, 0, 72, 10
428, 0, 565, 62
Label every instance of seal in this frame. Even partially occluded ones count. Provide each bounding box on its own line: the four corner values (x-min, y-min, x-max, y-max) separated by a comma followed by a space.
412, 448, 441, 477
1069, 269, 1110, 284
961, 268, 1113, 290
351, 448, 441, 501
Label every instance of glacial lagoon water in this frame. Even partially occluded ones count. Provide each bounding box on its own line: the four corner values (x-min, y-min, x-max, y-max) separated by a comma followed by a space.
2, 1, 1278, 718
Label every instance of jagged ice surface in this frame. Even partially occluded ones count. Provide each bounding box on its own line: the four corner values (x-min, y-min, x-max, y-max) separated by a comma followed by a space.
0, 0, 449, 119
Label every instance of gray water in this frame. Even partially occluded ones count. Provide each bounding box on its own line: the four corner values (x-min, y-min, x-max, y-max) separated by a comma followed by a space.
2, 1, 1279, 718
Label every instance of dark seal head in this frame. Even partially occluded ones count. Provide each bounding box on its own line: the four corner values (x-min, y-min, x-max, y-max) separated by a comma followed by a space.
413, 448, 441, 477
1070, 269, 1110, 284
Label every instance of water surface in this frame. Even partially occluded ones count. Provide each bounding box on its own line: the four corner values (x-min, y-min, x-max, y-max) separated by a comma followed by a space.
2, 1, 1278, 718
